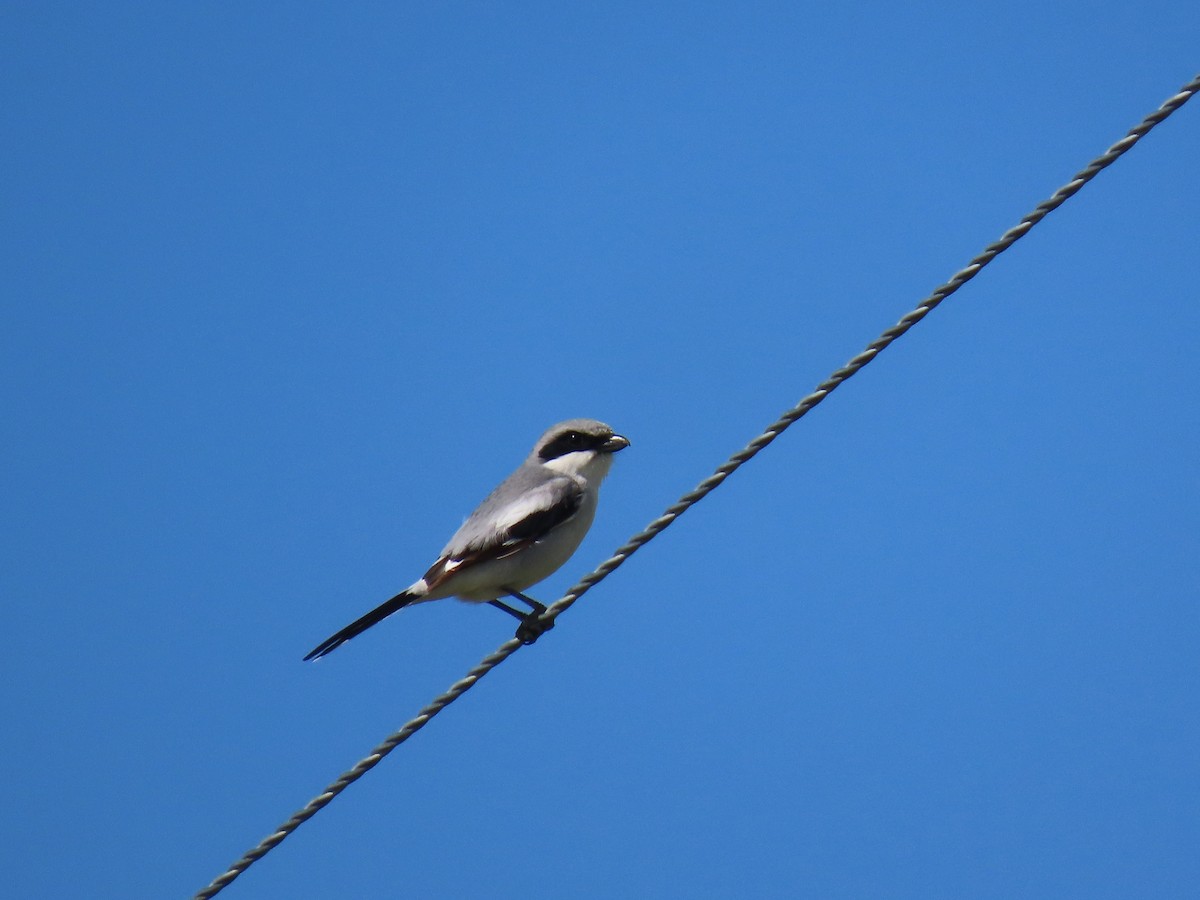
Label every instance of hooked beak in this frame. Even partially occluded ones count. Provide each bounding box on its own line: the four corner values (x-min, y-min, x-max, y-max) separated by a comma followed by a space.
602, 434, 631, 453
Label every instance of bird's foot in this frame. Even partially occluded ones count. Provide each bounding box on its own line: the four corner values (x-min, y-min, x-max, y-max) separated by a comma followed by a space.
516, 612, 555, 645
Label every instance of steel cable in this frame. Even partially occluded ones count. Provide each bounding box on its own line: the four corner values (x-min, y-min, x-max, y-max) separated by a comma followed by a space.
195, 72, 1200, 899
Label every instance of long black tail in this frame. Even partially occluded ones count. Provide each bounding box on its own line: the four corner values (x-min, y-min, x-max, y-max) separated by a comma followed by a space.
303, 590, 415, 660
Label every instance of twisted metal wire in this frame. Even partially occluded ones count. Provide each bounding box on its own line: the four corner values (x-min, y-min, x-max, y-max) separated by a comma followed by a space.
195, 72, 1200, 899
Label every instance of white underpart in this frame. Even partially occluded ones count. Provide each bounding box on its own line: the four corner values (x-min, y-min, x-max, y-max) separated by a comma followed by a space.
405, 577, 432, 599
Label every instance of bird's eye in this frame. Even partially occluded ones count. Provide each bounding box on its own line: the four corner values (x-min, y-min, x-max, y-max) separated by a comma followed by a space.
538, 429, 596, 461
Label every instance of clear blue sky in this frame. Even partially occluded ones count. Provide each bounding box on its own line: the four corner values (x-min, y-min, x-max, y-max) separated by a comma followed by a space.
3, 4, 1197, 898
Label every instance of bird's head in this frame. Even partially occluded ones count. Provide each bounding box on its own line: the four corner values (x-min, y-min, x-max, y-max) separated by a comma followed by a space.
533, 418, 630, 479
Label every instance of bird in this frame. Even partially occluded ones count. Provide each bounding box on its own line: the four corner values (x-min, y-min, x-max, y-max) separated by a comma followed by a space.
304, 418, 630, 660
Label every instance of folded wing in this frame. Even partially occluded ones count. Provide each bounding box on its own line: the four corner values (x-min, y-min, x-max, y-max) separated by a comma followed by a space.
423, 473, 583, 591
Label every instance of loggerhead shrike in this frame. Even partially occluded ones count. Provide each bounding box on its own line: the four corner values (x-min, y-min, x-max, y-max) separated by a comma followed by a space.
304, 418, 629, 660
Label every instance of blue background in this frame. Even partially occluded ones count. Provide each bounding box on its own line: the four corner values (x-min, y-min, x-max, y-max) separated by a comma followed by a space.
3, 4, 1197, 898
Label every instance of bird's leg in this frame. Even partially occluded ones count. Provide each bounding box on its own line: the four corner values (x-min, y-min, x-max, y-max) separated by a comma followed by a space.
487, 596, 554, 643
502, 588, 554, 645
506, 589, 547, 615
488, 599, 529, 621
